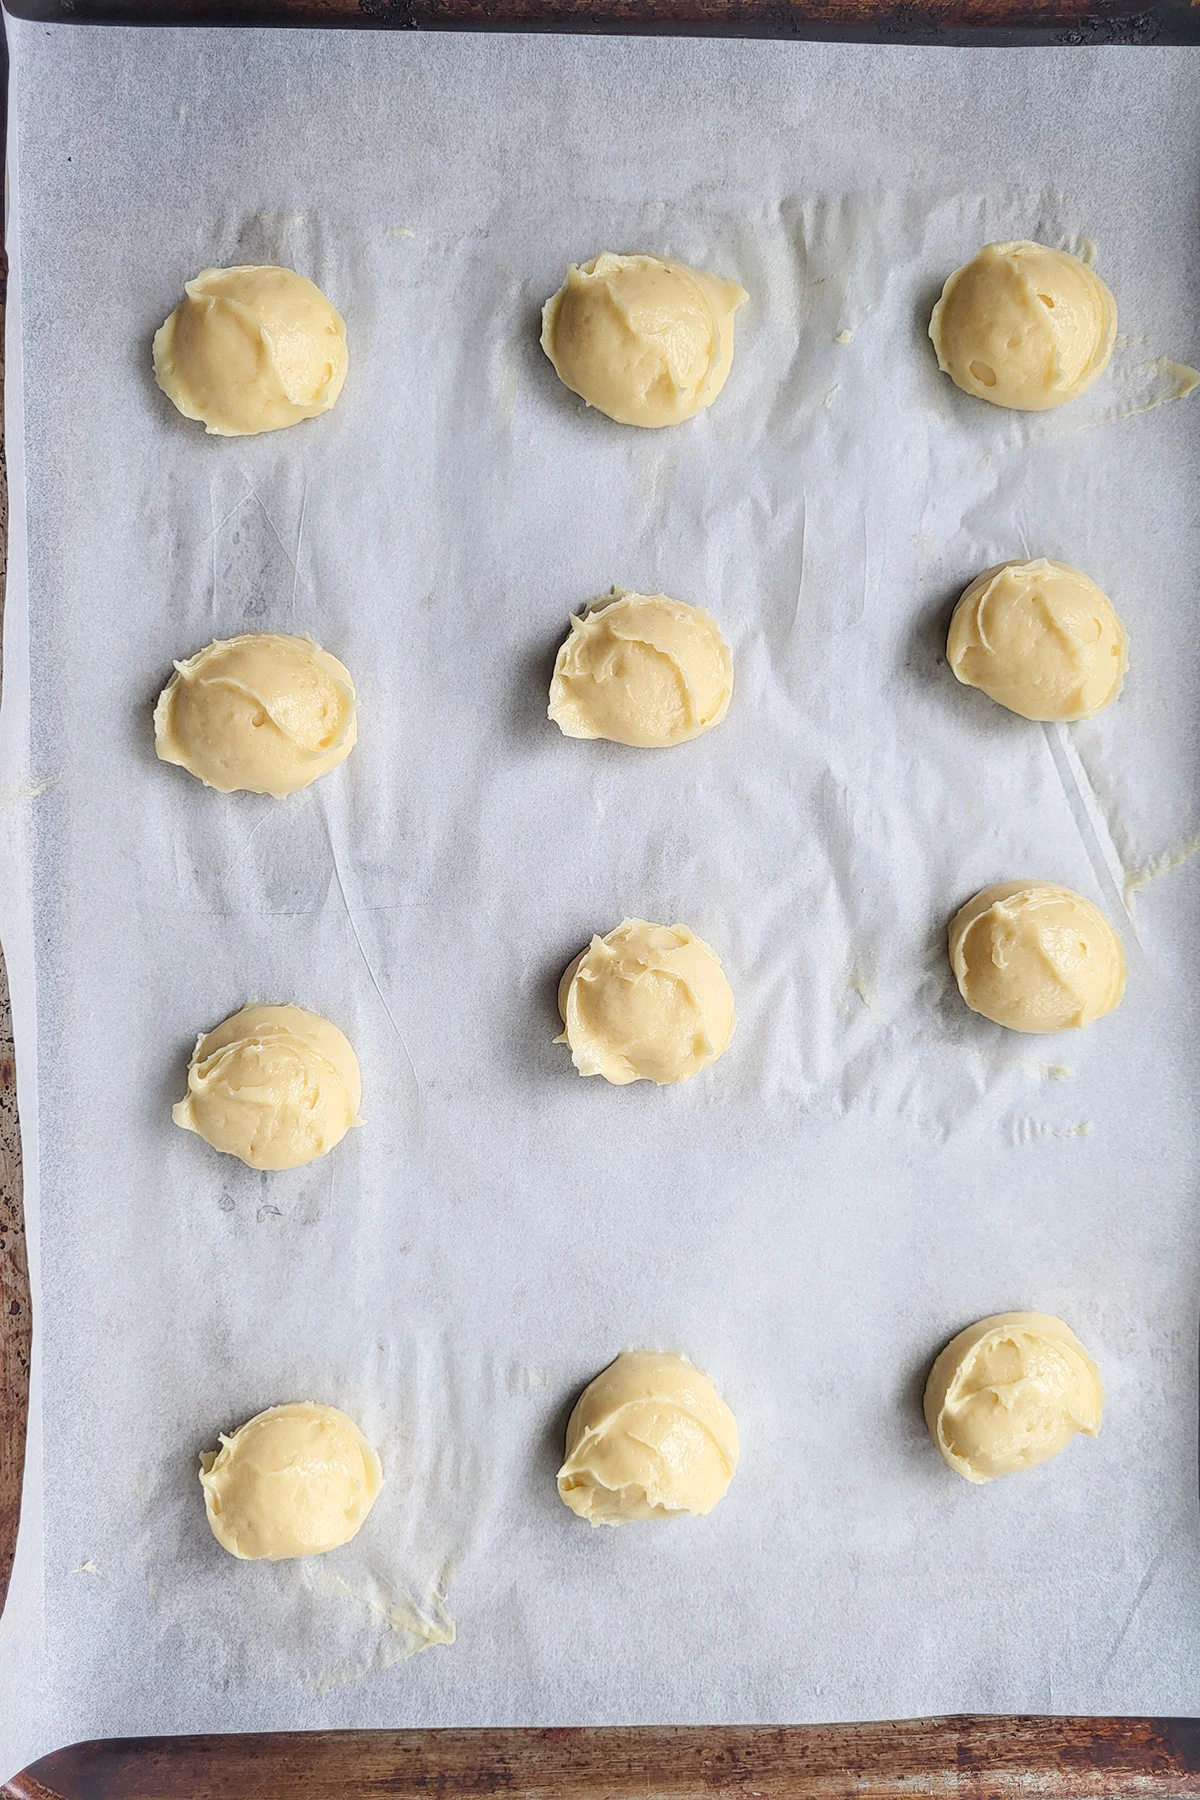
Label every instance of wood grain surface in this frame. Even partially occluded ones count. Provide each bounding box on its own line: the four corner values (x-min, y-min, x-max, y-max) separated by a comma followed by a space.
0, 932, 25, 1629
4, 0, 1199, 43
7, 1718, 1200, 1800
0, 208, 28, 1636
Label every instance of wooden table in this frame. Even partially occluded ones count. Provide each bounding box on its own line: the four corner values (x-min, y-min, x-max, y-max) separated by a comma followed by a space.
4, 0, 1200, 42
6, 1719, 1200, 1800
0, 218, 29, 1644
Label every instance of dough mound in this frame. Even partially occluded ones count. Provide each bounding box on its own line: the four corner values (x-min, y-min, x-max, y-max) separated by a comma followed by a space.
947, 559, 1127, 722
924, 1312, 1103, 1484
929, 241, 1116, 411
200, 1402, 382, 1559
549, 588, 733, 748
541, 252, 748, 428
556, 918, 736, 1086
154, 633, 357, 796
558, 1350, 739, 1526
153, 265, 348, 436
948, 881, 1126, 1034
173, 1003, 362, 1169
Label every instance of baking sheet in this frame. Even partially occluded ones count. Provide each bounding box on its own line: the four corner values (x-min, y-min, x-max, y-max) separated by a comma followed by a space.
2, 25, 1200, 1779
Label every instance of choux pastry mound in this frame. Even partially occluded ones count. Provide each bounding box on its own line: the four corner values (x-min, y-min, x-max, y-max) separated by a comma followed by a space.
549, 589, 733, 748
557, 1350, 739, 1525
930, 241, 1116, 411
154, 264, 348, 436
200, 1402, 382, 1558
947, 560, 1127, 722
154, 633, 357, 796
948, 882, 1126, 1034
924, 1312, 1103, 1484
541, 252, 747, 428
556, 919, 735, 1085
173, 1003, 362, 1170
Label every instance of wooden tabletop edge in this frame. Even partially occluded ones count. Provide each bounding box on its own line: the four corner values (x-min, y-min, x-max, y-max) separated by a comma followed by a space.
7, 1718, 1200, 1800
2, 0, 1198, 40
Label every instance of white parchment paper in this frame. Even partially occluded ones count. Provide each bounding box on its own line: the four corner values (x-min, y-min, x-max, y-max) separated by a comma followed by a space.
2, 23, 1200, 1778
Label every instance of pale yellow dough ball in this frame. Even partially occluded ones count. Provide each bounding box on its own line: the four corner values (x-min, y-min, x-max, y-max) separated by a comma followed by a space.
556, 919, 736, 1086
153, 264, 348, 436
154, 633, 357, 797
947, 559, 1127, 722
558, 1350, 739, 1526
948, 881, 1125, 1034
924, 1312, 1103, 1484
929, 241, 1116, 411
200, 1402, 383, 1559
173, 1003, 362, 1170
549, 589, 733, 748
541, 252, 748, 428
